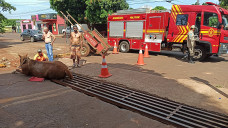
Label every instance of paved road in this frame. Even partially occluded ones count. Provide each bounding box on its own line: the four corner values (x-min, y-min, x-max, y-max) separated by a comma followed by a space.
0, 73, 173, 128
1, 32, 228, 127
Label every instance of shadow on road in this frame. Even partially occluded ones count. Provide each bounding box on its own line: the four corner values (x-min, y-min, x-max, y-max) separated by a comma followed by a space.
108, 63, 162, 76
0, 38, 26, 49
190, 77, 228, 98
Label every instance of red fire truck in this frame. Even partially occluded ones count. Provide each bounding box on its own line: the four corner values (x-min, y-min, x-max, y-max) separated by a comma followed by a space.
107, 2, 228, 61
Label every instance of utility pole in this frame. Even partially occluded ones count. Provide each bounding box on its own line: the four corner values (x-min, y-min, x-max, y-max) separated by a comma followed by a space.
197, 0, 199, 5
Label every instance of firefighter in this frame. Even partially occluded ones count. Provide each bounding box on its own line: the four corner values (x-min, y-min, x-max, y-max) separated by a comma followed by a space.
187, 25, 197, 63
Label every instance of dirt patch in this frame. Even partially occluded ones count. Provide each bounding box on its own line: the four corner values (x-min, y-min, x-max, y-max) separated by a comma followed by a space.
0, 33, 69, 73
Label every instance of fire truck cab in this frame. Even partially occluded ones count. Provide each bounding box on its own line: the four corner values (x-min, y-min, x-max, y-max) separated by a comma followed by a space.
107, 2, 228, 61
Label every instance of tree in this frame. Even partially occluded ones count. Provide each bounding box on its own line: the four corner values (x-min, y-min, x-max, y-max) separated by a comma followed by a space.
85, 0, 129, 24
1, 19, 17, 27
192, 2, 200, 5
152, 6, 166, 10
0, 0, 16, 33
219, 0, 228, 9
50, 0, 87, 23
202, 3, 207, 5
192, 2, 207, 5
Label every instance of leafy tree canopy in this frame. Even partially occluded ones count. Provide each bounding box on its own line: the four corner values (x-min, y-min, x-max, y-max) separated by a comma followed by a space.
219, 0, 228, 9
152, 6, 166, 10
0, 0, 16, 33
50, 0, 87, 23
85, 0, 129, 24
50, 0, 128, 24
192, 2, 207, 5
1, 19, 17, 26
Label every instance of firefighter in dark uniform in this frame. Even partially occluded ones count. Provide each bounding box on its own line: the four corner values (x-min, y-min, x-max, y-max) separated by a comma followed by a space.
187, 25, 197, 63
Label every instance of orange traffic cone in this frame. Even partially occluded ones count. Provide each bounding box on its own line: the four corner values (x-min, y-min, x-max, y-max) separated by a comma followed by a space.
137, 48, 145, 66
99, 55, 112, 78
112, 42, 119, 54
144, 44, 150, 58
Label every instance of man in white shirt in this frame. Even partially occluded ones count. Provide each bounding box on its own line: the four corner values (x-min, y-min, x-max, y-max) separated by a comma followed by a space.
42, 27, 56, 61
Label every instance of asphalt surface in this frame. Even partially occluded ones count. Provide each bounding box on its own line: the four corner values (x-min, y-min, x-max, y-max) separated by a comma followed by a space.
1, 33, 228, 127
0, 73, 174, 128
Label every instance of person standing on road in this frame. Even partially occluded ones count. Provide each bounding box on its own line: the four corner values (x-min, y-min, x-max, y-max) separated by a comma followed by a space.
42, 27, 55, 61
187, 25, 197, 63
70, 25, 83, 68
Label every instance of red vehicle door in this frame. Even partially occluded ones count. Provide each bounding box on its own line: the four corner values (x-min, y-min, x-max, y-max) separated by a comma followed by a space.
201, 10, 221, 53
221, 14, 228, 43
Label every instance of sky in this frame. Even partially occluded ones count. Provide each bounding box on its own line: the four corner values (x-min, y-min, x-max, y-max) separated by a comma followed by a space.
2, 0, 220, 20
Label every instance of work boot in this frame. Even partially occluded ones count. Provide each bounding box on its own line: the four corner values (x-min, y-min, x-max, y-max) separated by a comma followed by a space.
187, 54, 190, 62
77, 64, 81, 68
188, 56, 195, 64
72, 63, 76, 68
182, 54, 188, 60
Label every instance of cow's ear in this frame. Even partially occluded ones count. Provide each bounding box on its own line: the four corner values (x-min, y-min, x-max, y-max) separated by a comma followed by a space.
18, 54, 21, 58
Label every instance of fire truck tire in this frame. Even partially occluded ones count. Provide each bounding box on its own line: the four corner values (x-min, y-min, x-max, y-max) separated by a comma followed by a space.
81, 43, 90, 57
193, 45, 206, 61
119, 41, 130, 53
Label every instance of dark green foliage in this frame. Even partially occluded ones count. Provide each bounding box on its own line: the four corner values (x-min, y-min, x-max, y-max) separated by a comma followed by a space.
219, 0, 228, 9
152, 6, 167, 10
85, 0, 129, 24
0, 0, 16, 33
50, 0, 129, 24
50, 0, 87, 23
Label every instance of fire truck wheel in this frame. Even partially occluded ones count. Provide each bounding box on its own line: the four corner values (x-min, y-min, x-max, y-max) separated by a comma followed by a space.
81, 43, 90, 57
193, 45, 206, 61
119, 41, 130, 53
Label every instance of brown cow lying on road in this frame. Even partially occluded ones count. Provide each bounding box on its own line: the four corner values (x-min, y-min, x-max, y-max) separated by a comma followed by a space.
16, 54, 73, 79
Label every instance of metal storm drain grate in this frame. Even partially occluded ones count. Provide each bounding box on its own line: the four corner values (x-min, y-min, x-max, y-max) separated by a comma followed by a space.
52, 74, 228, 128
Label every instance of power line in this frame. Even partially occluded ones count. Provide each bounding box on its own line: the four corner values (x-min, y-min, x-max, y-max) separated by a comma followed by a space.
8, 8, 52, 15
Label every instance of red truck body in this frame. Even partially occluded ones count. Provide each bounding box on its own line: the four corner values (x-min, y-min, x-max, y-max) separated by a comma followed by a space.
107, 3, 228, 60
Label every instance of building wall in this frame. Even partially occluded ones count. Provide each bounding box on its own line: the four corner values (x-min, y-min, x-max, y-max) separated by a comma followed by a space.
57, 15, 65, 24
38, 14, 65, 35
4, 26, 13, 33
20, 19, 34, 32
57, 15, 65, 34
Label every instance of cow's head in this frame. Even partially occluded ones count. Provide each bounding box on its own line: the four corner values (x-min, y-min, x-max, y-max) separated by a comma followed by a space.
18, 54, 29, 67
